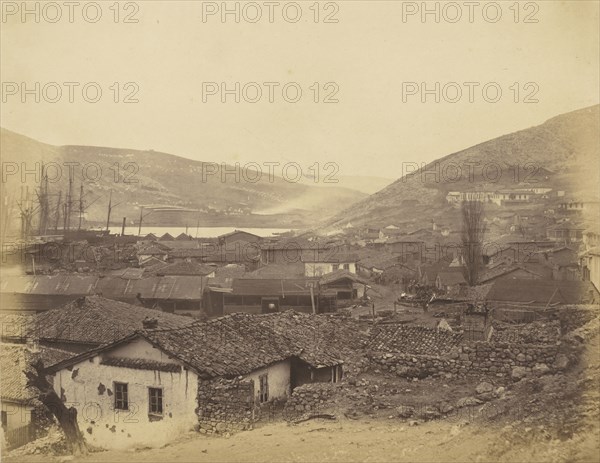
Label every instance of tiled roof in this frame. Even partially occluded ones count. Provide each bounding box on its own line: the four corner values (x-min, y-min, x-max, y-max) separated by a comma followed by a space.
0, 344, 37, 402
368, 324, 464, 356
34, 296, 194, 345
0, 344, 72, 402
143, 311, 363, 377
0, 314, 35, 341
48, 312, 365, 379
100, 357, 182, 373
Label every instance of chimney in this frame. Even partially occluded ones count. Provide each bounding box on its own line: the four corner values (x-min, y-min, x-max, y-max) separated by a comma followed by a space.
142, 317, 158, 329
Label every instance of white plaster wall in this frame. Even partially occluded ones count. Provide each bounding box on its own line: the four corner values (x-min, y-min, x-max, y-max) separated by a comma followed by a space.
243, 360, 291, 402
53, 339, 198, 450
105, 337, 182, 364
305, 262, 356, 276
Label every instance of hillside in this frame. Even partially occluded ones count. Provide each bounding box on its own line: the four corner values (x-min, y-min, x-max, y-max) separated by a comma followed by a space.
324, 105, 600, 231
0, 129, 367, 231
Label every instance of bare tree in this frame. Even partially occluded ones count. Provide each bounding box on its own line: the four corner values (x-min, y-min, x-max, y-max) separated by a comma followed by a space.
461, 200, 486, 286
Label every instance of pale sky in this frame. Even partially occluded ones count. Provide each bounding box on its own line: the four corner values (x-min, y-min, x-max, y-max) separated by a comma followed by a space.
1, 0, 599, 178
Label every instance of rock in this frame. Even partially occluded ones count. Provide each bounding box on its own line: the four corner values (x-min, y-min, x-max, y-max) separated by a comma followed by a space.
475, 381, 494, 395
396, 405, 415, 418
439, 403, 455, 414
215, 422, 227, 433
456, 397, 482, 407
494, 386, 506, 398
511, 366, 528, 381
553, 354, 569, 370
532, 363, 551, 376
516, 353, 527, 362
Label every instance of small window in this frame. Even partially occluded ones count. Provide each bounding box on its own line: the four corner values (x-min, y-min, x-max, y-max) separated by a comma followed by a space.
343, 263, 350, 270
149, 388, 163, 415
1, 410, 7, 428
259, 374, 269, 403
114, 382, 128, 410
332, 264, 340, 271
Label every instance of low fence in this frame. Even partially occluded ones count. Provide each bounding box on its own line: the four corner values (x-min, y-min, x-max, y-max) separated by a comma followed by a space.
4, 423, 34, 450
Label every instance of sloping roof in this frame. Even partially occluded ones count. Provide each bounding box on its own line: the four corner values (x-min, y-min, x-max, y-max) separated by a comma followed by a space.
156, 261, 215, 276
208, 264, 248, 288
34, 296, 195, 345
437, 271, 467, 286
137, 244, 168, 256
486, 279, 600, 304
0, 275, 98, 296
0, 314, 35, 341
368, 324, 463, 356
319, 270, 368, 286
231, 278, 318, 296
246, 263, 305, 279
478, 265, 542, 284
358, 253, 403, 271
115, 268, 146, 280
159, 233, 175, 241
0, 344, 73, 402
96, 275, 206, 300
48, 312, 365, 378
218, 230, 262, 240
301, 252, 359, 263
0, 344, 38, 402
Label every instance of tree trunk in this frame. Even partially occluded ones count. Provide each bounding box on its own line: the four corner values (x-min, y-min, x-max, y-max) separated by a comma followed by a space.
25, 359, 88, 456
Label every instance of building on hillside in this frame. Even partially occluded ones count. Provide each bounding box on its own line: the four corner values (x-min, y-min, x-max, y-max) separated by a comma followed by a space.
558, 198, 600, 214
318, 270, 368, 302
546, 222, 585, 243
259, 239, 320, 265
302, 252, 358, 277
491, 189, 534, 206
580, 247, 600, 293
45, 312, 353, 449
384, 239, 424, 262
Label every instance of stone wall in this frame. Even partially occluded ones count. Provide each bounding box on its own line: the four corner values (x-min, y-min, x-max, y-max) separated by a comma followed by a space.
283, 383, 339, 421
369, 341, 560, 380
196, 377, 256, 434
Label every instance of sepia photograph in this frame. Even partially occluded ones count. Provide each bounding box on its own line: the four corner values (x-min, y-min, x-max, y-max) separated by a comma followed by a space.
0, 1, 599, 462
